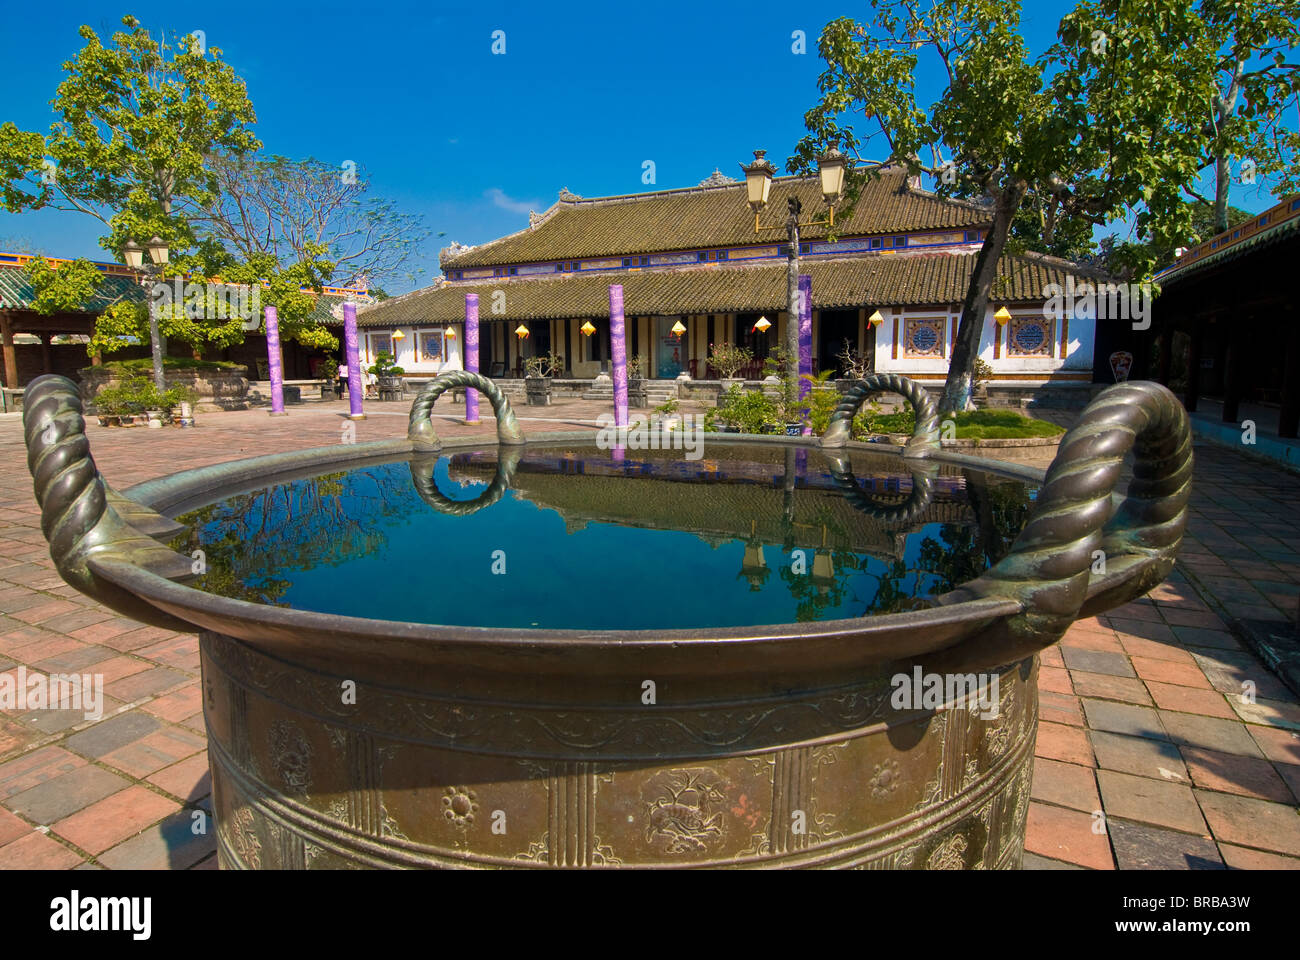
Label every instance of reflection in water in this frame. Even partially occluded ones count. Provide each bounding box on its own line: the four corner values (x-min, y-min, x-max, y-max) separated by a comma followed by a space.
172, 444, 1036, 630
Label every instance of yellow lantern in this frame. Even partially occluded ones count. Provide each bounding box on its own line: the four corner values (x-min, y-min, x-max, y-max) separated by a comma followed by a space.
753, 315, 771, 333
580, 320, 596, 337
392, 328, 406, 342
994, 306, 1012, 326
867, 310, 885, 327
670, 319, 687, 338
515, 323, 530, 340
444, 326, 456, 339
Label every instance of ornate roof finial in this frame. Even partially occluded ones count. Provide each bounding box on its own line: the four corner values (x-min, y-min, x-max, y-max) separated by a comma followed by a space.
698, 168, 737, 187
558, 187, 581, 202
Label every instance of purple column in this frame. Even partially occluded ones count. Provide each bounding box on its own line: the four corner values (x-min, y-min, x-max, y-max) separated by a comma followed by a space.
264, 305, 287, 416
343, 302, 365, 420
798, 274, 813, 435
464, 294, 480, 424
609, 285, 628, 429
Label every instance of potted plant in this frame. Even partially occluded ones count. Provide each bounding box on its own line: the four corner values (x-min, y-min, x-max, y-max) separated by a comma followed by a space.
367, 351, 405, 397
713, 384, 779, 434
762, 348, 805, 435
835, 340, 872, 392
709, 342, 753, 394
972, 357, 993, 406
523, 351, 561, 405
92, 384, 126, 426
627, 354, 648, 408
163, 385, 197, 426
653, 396, 681, 431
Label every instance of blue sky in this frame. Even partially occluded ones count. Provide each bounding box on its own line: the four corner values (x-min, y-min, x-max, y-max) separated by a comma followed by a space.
1, 1, 1291, 293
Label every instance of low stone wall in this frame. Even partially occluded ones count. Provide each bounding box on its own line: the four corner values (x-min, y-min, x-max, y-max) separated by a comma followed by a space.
80, 366, 251, 413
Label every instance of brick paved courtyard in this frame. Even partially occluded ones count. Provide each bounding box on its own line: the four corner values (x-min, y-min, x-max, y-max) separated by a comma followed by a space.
0, 397, 1297, 869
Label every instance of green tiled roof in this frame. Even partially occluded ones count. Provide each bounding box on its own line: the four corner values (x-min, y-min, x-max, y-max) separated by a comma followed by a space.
0, 264, 358, 326
358, 251, 1089, 326
0, 268, 142, 312
442, 167, 991, 268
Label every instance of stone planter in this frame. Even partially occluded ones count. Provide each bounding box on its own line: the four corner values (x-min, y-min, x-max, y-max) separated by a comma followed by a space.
525, 376, 552, 406
628, 378, 648, 409
719, 377, 746, 395
80, 365, 250, 413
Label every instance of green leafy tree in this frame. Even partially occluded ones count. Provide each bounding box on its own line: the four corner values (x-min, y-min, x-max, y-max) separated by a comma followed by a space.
791, 0, 1287, 414
1176, 0, 1300, 232
0, 17, 260, 371
21, 256, 103, 315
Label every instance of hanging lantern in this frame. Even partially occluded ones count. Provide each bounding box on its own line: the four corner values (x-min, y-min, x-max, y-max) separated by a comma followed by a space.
867, 310, 885, 328
994, 306, 1012, 326
580, 320, 597, 337
515, 323, 530, 340
752, 315, 771, 333
391, 328, 406, 342
444, 326, 456, 339
670, 319, 687, 338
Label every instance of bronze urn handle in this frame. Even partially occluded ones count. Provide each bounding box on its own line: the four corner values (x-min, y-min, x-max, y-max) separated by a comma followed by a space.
410, 447, 522, 516
821, 372, 941, 456
937, 379, 1193, 658
407, 370, 524, 448
22, 375, 196, 630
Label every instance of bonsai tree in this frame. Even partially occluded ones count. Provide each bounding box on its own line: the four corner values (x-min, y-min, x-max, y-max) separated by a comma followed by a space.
523, 351, 562, 378
708, 342, 754, 381
367, 351, 405, 378
627, 354, 647, 380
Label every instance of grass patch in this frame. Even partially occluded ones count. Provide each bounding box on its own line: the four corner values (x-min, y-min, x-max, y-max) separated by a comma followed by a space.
861, 408, 1065, 440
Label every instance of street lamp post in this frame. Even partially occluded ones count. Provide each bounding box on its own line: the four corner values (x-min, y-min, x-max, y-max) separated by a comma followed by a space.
739, 149, 847, 390
122, 237, 170, 393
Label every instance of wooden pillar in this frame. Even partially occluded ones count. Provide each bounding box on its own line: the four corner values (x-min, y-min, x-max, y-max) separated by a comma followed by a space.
0, 311, 17, 389
564, 318, 573, 376
1155, 325, 1172, 385
40, 334, 53, 376
1280, 309, 1300, 440
1221, 317, 1242, 424
1184, 318, 1203, 412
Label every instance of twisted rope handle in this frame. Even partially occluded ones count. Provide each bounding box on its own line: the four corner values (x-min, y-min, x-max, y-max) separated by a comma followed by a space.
410, 448, 522, 516
407, 370, 523, 448
939, 380, 1192, 654
23, 375, 195, 630
821, 373, 940, 456
822, 451, 936, 525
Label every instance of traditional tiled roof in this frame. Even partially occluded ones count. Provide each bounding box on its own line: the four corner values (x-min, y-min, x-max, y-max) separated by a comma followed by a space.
357, 251, 1089, 326
1155, 194, 1300, 286
441, 167, 991, 268
0, 260, 365, 326
0, 267, 141, 313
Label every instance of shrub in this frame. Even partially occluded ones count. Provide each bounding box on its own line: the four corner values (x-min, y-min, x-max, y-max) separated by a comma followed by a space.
708, 342, 753, 380
714, 385, 779, 433
367, 351, 405, 377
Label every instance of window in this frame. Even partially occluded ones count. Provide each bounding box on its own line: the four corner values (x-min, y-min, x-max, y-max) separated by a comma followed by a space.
698, 251, 708, 262
902, 318, 946, 358
871, 238, 882, 249
368, 333, 393, 359
508, 266, 518, 275
1007, 316, 1054, 357
418, 330, 445, 363
895, 236, 907, 247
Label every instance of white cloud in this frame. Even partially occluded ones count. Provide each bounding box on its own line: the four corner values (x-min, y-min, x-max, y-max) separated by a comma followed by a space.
484, 187, 539, 215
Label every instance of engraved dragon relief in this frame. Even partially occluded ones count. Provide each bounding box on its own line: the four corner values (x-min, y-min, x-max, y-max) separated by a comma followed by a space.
268, 720, 313, 794
643, 769, 728, 855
